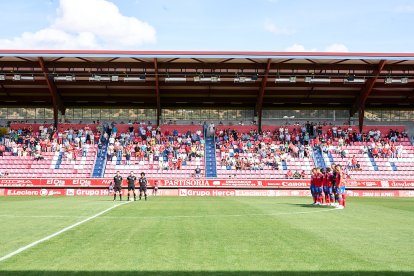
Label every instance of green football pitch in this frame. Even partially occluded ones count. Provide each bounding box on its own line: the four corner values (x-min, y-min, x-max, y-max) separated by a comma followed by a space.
0, 196, 413, 275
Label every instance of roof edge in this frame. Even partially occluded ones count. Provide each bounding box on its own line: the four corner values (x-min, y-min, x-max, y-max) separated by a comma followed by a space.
1, 50, 414, 59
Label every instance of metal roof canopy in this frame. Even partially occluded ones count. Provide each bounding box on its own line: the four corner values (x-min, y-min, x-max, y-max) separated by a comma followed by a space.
0, 50, 413, 130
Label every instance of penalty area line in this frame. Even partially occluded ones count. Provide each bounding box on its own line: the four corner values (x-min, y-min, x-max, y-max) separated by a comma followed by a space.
0, 201, 130, 263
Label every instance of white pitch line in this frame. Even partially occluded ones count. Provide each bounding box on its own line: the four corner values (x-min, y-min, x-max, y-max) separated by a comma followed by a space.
0, 201, 130, 263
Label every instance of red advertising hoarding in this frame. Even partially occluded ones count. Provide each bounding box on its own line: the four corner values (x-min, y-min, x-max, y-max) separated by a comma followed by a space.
177, 189, 414, 197
0, 188, 413, 197
178, 189, 311, 197
0, 178, 112, 187
1, 178, 414, 188
0, 188, 178, 197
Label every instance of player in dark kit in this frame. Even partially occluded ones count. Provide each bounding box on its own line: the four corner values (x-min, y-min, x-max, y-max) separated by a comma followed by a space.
331, 163, 339, 205
127, 171, 137, 201
138, 172, 148, 200
113, 171, 123, 201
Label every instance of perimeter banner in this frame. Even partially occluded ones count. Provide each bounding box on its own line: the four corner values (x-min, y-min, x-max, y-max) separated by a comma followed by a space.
0, 188, 413, 197
178, 189, 414, 197
1, 178, 414, 188
0, 188, 179, 197
178, 189, 311, 197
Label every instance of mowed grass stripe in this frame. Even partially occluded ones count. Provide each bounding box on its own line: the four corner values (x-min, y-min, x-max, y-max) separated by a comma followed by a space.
0, 197, 413, 274
0, 197, 125, 257
273, 197, 414, 271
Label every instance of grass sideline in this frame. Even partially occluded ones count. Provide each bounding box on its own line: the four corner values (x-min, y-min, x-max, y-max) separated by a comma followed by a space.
0, 196, 413, 275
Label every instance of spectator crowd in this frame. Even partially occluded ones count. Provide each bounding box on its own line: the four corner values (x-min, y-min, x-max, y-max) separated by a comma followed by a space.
103, 123, 205, 172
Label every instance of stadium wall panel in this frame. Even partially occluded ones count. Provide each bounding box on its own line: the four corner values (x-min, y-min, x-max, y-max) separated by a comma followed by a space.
0, 178, 414, 197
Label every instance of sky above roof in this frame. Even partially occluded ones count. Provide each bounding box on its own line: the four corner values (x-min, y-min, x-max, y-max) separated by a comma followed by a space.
0, 0, 413, 52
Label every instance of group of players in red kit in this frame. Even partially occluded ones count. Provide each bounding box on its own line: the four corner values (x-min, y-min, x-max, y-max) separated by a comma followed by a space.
310, 164, 346, 209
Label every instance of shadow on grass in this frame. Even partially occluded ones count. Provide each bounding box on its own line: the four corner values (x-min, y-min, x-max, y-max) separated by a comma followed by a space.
285, 203, 336, 209
98, 198, 125, 202
0, 271, 412, 276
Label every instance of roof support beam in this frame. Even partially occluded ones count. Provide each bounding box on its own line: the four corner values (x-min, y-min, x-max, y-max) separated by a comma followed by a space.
220, 58, 234, 63
246, 58, 259, 64
278, 58, 293, 64
50, 57, 64, 62
255, 58, 271, 132
38, 57, 65, 128
165, 58, 179, 63
154, 58, 161, 126
131, 57, 146, 63
77, 57, 92, 63
106, 57, 119, 62
351, 60, 386, 115
333, 59, 349, 64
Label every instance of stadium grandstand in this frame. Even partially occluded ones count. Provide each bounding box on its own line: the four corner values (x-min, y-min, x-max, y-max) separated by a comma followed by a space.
0, 50, 414, 182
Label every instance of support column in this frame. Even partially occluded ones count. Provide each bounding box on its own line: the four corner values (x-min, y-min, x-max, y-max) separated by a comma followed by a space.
53, 107, 58, 129
255, 58, 272, 132
358, 108, 365, 133
351, 60, 385, 116
154, 58, 161, 126
257, 108, 263, 133
60, 108, 66, 123
38, 57, 65, 130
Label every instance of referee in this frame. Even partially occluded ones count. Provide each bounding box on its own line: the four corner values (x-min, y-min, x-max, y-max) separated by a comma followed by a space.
113, 171, 123, 201
127, 171, 137, 201
138, 172, 148, 201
